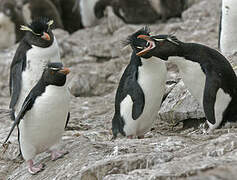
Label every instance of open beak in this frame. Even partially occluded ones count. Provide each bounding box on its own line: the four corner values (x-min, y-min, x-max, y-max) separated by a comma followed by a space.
59, 67, 70, 75
41, 32, 50, 41
136, 35, 156, 56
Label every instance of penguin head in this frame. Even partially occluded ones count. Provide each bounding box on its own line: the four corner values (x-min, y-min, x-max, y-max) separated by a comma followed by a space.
136, 33, 181, 60
20, 17, 54, 47
42, 62, 70, 86
124, 26, 155, 59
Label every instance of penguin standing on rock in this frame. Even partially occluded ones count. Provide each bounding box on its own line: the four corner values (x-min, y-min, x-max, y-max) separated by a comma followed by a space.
4, 62, 70, 174
136, 32, 237, 132
112, 27, 167, 139
9, 17, 70, 152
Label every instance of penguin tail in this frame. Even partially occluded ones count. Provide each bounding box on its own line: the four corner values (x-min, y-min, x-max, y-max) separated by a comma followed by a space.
220, 97, 237, 127
112, 114, 126, 139
10, 109, 15, 121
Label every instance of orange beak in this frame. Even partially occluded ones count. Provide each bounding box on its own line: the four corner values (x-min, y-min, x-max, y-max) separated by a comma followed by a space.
41, 32, 50, 41
137, 35, 152, 41
136, 35, 156, 56
60, 67, 70, 75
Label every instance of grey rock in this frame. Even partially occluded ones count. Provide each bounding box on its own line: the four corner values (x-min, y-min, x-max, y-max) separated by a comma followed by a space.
159, 80, 205, 124
2, 0, 237, 180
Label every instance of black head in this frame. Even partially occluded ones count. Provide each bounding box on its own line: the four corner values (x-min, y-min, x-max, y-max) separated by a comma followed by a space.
42, 62, 70, 86
124, 26, 155, 58
21, 17, 54, 47
136, 33, 182, 60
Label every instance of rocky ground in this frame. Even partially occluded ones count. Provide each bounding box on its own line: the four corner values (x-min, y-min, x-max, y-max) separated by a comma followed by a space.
1, 0, 237, 179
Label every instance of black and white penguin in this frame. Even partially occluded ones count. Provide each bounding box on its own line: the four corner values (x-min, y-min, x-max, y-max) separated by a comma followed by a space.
22, 0, 64, 29
94, 0, 187, 24
0, 0, 25, 49
59, 0, 83, 33
78, 0, 103, 27
9, 17, 66, 122
4, 62, 70, 174
136, 33, 237, 132
112, 27, 167, 139
219, 0, 237, 56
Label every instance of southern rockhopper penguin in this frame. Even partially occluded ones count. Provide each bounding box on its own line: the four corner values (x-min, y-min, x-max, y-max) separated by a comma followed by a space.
112, 27, 167, 139
9, 17, 70, 155
9, 17, 64, 121
4, 62, 70, 175
136, 33, 237, 132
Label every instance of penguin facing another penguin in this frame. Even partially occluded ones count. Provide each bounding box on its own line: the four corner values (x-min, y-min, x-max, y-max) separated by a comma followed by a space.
4, 62, 70, 174
135, 32, 237, 132
112, 27, 167, 139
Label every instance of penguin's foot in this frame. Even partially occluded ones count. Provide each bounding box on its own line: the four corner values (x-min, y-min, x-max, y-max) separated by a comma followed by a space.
28, 160, 45, 175
51, 150, 69, 161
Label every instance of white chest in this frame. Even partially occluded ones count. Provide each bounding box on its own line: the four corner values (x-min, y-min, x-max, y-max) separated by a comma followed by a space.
80, 0, 99, 27
17, 39, 61, 112
121, 57, 167, 136
19, 85, 70, 160
220, 0, 237, 55
170, 57, 205, 106
170, 57, 232, 130
0, 12, 16, 49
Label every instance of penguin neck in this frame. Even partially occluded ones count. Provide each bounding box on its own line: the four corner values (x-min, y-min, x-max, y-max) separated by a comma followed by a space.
130, 51, 142, 67
34, 77, 48, 94
175, 42, 209, 64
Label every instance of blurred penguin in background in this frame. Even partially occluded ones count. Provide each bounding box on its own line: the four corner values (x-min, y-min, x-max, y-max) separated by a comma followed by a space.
94, 0, 187, 24
22, 0, 64, 29
0, 0, 25, 49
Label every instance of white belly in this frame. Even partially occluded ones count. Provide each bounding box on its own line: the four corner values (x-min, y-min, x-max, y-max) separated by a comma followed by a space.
220, 0, 237, 55
170, 57, 205, 107
207, 88, 231, 130
19, 85, 70, 161
122, 57, 167, 136
16, 39, 61, 114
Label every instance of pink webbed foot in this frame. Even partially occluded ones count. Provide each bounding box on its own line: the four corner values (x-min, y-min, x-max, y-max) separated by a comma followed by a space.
51, 149, 69, 161
28, 159, 44, 175
127, 135, 134, 139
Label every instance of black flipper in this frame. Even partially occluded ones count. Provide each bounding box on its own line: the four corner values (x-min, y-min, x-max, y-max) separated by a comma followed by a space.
9, 41, 31, 121
4, 92, 35, 144
123, 67, 145, 120
64, 112, 70, 129
203, 71, 220, 125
